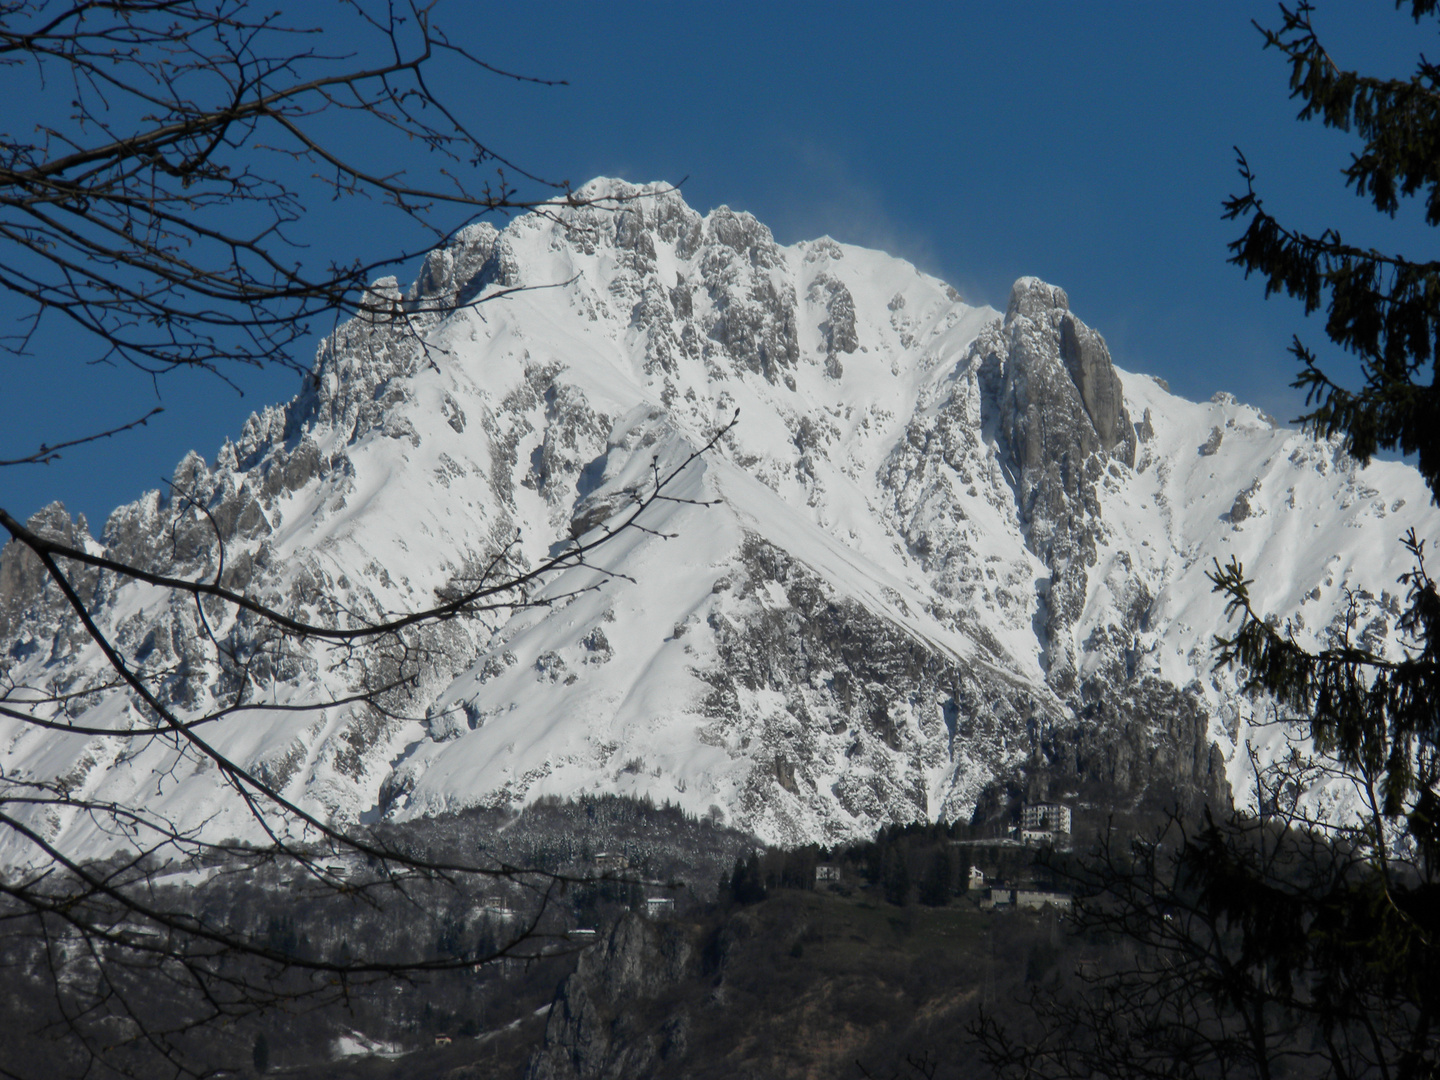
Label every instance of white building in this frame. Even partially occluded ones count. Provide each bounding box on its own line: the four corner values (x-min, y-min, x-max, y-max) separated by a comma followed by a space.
1022, 803, 1071, 834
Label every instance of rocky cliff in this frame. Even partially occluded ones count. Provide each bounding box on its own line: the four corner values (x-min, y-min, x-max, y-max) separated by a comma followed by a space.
1, 179, 1431, 861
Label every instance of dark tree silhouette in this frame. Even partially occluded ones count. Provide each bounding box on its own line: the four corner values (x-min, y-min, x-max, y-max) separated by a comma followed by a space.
0, 3, 703, 1077
977, 6, 1440, 1079
1212, 0, 1440, 863
3, 0, 588, 389
975, 811, 1440, 1080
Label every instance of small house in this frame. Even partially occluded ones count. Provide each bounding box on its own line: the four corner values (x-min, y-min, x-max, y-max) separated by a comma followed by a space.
594, 851, 629, 873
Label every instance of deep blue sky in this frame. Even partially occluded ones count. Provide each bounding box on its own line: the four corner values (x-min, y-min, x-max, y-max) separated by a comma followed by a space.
4, 2, 1431, 530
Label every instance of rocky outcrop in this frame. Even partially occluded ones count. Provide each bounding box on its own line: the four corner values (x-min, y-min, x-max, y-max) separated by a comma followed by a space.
697, 538, 1052, 845
7, 178, 1421, 863
409, 221, 501, 311
975, 278, 1137, 693
701, 208, 800, 385
809, 271, 859, 377
0, 504, 98, 651
527, 915, 695, 1080
1060, 311, 1133, 461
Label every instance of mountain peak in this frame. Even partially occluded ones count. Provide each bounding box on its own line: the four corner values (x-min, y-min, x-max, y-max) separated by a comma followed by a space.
570, 175, 676, 204
1, 187, 1432, 859
1006, 276, 1070, 321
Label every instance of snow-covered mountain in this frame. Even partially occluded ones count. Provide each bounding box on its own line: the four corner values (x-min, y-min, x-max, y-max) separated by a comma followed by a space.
2, 179, 1433, 859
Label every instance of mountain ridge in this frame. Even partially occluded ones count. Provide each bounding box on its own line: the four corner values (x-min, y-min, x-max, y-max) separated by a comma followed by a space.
2, 178, 1431, 860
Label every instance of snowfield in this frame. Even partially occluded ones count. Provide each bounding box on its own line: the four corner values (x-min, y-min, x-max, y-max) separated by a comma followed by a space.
1, 179, 1432, 863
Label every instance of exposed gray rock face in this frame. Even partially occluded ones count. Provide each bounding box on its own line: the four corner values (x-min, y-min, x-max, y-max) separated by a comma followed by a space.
702, 213, 800, 384
0, 505, 98, 656
1055, 642, 1230, 810
7, 179, 1417, 862
1135, 407, 1156, 443
697, 538, 1053, 844
1060, 313, 1133, 461
974, 277, 1136, 692
1005, 277, 1069, 321
809, 271, 859, 378
527, 915, 694, 1080
410, 221, 500, 309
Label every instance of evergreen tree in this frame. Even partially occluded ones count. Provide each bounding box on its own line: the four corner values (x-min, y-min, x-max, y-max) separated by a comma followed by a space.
978, 8, 1440, 1079
881, 844, 912, 907
781, 846, 819, 890
1214, 0, 1440, 865
730, 852, 768, 905
918, 846, 955, 907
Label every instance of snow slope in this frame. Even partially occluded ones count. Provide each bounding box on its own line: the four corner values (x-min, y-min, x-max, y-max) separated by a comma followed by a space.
1, 179, 1432, 861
